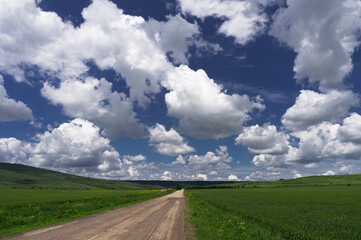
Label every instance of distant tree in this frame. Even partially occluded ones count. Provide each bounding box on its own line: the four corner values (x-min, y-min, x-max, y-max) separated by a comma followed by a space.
175, 184, 182, 190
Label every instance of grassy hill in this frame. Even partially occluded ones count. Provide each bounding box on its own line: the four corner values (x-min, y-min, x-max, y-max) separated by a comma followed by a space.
238, 174, 361, 187
0, 162, 161, 190
186, 174, 361, 189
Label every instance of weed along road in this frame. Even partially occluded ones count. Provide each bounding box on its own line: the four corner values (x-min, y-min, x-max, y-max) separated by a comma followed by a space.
4, 190, 185, 240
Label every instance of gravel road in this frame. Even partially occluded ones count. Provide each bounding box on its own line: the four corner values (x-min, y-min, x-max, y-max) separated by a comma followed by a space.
3, 190, 185, 240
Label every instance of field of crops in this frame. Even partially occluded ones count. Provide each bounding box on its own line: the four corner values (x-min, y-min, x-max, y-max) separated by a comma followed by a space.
186, 185, 361, 240
0, 189, 173, 237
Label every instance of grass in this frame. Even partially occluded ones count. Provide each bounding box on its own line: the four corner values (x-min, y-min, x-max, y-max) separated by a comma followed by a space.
187, 174, 361, 189
0, 162, 161, 190
0, 189, 174, 237
185, 176, 361, 240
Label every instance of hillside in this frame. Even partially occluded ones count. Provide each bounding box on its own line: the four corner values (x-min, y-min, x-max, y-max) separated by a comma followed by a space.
0, 162, 161, 190
187, 174, 361, 189
240, 174, 361, 187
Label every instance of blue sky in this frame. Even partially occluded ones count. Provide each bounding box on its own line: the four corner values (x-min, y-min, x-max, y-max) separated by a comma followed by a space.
1, 0, 361, 181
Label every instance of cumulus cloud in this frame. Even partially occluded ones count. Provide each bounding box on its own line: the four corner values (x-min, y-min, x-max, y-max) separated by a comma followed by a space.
0, 0, 205, 106
304, 163, 318, 169
42, 77, 145, 138
195, 173, 208, 181
144, 14, 199, 64
282, 90, 358, 131
291, 170, 302, 178
0, 119, 122, 175
148, 123, 195, 156
228, 174, 238, 181
251, 151, 291, 168
216, 146, 233, 163
162, 171, 172, 180
235, 124, 289, 155
0, 0, 70, 82
187, 145, 232, 172
250, 114, 361, 169
172, 155, 186, 166
0, 137, 27, 163
122, 154, 146, 163
244, 170, 281, 181
179, 0, 278, 45
163, 65, 265, 139
270, 0, 361, 90
0, 74, 33, 121
188, 152, 221, 171
339, 113, 361, 144
322, 170, 336, 176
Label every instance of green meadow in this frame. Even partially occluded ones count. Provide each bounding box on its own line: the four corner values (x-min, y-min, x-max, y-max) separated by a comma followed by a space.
0, 189, 173, 237
185, 175, 361, 240
0, 163, 172, 237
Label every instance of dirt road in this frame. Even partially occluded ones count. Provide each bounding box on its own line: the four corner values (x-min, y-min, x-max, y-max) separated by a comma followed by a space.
4, 190, 186, 240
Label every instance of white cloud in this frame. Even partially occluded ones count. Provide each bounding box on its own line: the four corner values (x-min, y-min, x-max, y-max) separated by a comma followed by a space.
161, 171, 172, 180
251, 152, 290, 168
0, 74, 33, 121
290, 122, 340, 163
282, 90, 358, 131
195, 173, 208, 181
127, 166, 139, 178
144, 14, 199, 64
304, 163, 318, 169
0, 119, 122, 175
250, 115, 361, 169
186, 145, 233, 172
0, 0, 204, 106
188, 152, 220, 171
270, 0, 361, 90
322, 170, 336, 176
53, 0, 172, 106
291, 170, 302, 178
209, 171, 217, 175
163, 65, 264, 139
0, 137, 27, 163
172, 155, 186, 166
148, 123, 195, 156
235, 124, 289, 155
339, 113, 361, 144
42, 77, 145, 138
0, 0, 70, 82
216, 145, 233, 163
179, 0, 276, 45
244, 170, 281, 181
228, 174, 238, 181
122, 154, 146, 162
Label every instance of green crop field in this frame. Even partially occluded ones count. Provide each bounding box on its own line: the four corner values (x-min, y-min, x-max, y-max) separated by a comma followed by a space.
0, 189, 174, 237
185, 175, 361, 240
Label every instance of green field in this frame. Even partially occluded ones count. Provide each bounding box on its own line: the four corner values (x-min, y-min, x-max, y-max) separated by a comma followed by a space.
0, 163, 173, 237
185, 175, 361, 240
0, 162, 161, 190
0, 189, 173, 237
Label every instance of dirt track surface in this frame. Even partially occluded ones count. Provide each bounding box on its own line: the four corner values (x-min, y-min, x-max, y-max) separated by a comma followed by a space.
4, 190, 185, 240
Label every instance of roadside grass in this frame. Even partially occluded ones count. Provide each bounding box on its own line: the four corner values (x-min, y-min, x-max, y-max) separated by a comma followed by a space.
0, 189, 174, 237
185, 186, 361, 240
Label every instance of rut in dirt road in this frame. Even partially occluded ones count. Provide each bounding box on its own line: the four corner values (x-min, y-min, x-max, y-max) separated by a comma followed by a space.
3, 190, 186, 240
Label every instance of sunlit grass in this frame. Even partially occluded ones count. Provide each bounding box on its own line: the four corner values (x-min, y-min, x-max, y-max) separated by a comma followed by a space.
186, 185, 361, 240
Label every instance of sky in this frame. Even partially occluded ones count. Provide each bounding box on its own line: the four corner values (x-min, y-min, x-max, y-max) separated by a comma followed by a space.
1, 0, 361, 181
